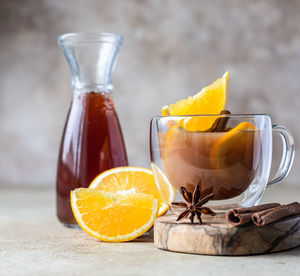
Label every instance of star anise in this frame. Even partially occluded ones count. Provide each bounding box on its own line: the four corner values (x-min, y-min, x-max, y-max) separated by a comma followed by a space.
172, 185, 216, 224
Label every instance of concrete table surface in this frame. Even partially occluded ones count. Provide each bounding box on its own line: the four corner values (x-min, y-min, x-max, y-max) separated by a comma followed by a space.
1, 184, 300, 276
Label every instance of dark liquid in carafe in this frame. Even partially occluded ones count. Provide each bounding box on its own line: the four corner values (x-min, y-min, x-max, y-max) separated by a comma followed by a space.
56, 92, 128, 225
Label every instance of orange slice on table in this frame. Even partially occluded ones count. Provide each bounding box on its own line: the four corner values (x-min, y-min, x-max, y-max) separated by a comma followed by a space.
162, 71, 229, 131
89, 167, 174, 216
71, 188, 158, 242
210, 122, 258, 170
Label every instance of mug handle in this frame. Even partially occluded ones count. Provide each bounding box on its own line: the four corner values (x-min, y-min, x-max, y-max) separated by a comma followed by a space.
267, 125, 295, 186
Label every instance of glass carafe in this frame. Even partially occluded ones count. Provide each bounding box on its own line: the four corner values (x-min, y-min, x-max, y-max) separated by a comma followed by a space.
56, 33, 128, 227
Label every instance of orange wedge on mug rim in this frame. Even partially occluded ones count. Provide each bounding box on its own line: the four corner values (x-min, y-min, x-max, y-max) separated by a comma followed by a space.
162, 71, 229, 131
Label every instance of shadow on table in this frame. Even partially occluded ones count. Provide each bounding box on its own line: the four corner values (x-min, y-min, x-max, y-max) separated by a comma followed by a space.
130, 229, 154, 243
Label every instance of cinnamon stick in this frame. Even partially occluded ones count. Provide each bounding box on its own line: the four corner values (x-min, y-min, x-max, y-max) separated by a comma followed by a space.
226, 203, 280, 226
208, 110, 231, 132
252, 202, 300, 226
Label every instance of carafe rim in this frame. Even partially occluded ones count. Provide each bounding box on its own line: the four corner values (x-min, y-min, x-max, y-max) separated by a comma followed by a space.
58, 32, 123, 47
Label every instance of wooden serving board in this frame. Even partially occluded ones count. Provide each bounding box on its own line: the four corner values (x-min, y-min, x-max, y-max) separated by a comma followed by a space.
154, 213, 300, 255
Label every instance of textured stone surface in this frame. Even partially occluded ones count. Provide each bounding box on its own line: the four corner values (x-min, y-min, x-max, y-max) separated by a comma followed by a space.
1, 185, 300, 275
0, 0, 299, 187
154, 214, 300, 255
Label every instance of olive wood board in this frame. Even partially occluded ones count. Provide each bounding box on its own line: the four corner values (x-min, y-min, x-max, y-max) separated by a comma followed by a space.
154, 213, 300, 255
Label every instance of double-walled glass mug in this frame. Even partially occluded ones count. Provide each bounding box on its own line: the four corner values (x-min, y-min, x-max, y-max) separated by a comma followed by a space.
150, 114, 295, 212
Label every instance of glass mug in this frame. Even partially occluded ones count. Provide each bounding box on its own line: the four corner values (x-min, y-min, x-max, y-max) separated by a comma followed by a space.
150, 114, 295, 212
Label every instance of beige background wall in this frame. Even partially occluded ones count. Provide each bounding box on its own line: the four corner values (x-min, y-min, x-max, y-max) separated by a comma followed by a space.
0, 0, 299, 187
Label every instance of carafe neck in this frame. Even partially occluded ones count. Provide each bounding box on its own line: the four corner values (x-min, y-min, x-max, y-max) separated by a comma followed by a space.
58, 33, 123, 93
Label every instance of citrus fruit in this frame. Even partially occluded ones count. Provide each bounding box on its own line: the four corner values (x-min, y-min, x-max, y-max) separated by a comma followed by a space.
161, 125, 219, 195
208, 122, 260, 199
151, 163, 175, 205
71, 188, 158, 242
210, 122, 258, 170
162, 71, 229, 131
89, 167, 173, 216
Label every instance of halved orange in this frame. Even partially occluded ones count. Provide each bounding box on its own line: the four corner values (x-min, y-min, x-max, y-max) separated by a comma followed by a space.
151, 163, 175, 206
71, 188, 158, 242
162, 71, 229, 131
89, 167, 174, 216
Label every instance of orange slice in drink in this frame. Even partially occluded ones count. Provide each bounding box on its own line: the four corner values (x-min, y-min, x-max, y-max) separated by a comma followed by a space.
71, 189, 158, 242
162, 71, 229, 131
89, 167, 173, 216
210, 122, 257, 170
